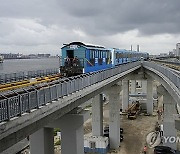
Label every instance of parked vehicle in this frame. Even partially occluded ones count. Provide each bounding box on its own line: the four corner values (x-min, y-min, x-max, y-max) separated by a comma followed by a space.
154, 146, 176, 154
104, 126, 123, 134
126, 101, 141, 119
103, 126, 124, 142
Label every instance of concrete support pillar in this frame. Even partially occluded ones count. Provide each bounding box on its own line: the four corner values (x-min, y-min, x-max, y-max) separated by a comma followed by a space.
153, 82, 158, 107
157, 92, 163, 109
60, 114, 84, 154
122, 80, 129, 112
30, 128, 54, 154
153, 82, 158, 99
147, 80, 153, 114
130, 80, 136, 94
163, 92, 177, 150
92, 94, 103, 136
108, 84, 121, 149
142, 80, 147, 94
46, 110, 90, 154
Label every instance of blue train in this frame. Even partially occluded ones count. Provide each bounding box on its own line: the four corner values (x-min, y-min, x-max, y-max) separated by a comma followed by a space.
60, 42, 149, 76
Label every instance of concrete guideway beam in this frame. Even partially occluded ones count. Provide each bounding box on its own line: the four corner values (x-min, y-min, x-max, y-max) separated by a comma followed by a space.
1, 61, 179, 153
143, 66, 180, 105
0, 64, 141, 153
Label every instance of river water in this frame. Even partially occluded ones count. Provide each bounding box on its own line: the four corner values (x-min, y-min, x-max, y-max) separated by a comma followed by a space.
0, 58, 60, 74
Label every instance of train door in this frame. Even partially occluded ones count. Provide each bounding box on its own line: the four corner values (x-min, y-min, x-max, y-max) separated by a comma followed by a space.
66, 50, 74, 59
66, 50, 74, 64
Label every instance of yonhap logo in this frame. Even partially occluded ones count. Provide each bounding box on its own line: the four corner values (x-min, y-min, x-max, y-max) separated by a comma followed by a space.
146, 131, 161, 148
146, 131, 180, 148
164, 136, 180, 143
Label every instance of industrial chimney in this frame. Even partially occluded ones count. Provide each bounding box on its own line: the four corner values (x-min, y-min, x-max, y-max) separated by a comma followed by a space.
131, 45, 132, 51
137, 45, 139, 52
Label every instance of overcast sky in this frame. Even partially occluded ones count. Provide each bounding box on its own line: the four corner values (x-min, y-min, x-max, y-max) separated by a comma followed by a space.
0, 0, 180, 55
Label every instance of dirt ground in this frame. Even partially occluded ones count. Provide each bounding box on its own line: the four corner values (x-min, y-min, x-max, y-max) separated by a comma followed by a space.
53, 101, 158, 154
82, 103, 158, 154
117, 114, 157, 154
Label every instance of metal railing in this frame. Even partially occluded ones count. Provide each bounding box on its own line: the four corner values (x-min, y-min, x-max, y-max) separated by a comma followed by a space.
143, 61, 180, 90
0, 68, 59, 84
0, 62, 141, 123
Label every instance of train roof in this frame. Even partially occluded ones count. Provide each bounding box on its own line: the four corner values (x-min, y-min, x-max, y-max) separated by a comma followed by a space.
62, 42, 108, 50
114, 48, 148, 54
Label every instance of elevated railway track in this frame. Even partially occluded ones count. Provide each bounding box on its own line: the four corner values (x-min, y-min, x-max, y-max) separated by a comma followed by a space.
151, 59, 180, 71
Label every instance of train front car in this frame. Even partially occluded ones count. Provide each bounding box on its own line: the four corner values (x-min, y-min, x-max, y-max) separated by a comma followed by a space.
60, 42, 85, 76
60, 42, 113, 76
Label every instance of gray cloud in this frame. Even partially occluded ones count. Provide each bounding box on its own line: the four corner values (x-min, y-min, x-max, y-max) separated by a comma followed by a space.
57, 0, 180, 36
0, 0, 180, 54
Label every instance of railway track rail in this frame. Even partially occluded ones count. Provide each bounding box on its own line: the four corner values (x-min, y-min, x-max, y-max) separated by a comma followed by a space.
151, 59, 180, 71
0, 74, 62, 93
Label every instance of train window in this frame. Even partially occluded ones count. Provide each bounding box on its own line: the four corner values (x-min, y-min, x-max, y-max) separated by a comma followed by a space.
107, 51, 110, 58
120, 53, 122, 58
121, 53, 124, 58
90, 50, 93, 59
125, 53, 127, 58
91, 50, 94, 59
93, 50, 95, 58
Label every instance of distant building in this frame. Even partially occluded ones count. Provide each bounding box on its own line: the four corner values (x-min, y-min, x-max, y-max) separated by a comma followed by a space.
169, 51, 175, 57
176, 43, 180, 57
172, 49, 177, 55
0, 53, 19, 59
37, 54, 50, 58
159, 53, 168, 56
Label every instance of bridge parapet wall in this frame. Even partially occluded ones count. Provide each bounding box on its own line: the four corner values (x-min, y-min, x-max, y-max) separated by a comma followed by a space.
0, 62, 141, 123
143, 61, 180, 90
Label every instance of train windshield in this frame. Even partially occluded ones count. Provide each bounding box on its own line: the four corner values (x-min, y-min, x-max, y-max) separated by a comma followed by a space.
66, 50, 74, 59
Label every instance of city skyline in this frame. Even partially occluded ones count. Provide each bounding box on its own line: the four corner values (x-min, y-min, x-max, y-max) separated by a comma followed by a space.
0, 0, 180, 55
